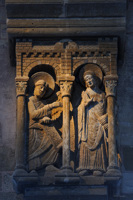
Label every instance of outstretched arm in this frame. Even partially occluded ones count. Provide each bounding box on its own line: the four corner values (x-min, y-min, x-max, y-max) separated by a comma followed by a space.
28, 99, 62, 120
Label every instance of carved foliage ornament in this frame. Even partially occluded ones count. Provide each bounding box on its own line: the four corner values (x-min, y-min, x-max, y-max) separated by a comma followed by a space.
60, 81, 73, 97
105, 80, 117, 97
16, 81, 27, 96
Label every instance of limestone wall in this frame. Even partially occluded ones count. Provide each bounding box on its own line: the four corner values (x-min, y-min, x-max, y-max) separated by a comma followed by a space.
0, 1, 23, 200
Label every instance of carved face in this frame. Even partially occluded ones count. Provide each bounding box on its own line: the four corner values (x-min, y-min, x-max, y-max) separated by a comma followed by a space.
34, 84, 47, 98
84, 74, 96, 88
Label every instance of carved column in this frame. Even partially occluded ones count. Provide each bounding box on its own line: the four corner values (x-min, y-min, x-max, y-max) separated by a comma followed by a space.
60, 80, 73, 171
105, 78, 121, 176
15, 77, 29, 171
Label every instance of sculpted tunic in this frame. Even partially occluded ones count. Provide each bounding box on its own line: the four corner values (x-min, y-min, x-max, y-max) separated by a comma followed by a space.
28, 96, 59, 171
78, 88, 108, 172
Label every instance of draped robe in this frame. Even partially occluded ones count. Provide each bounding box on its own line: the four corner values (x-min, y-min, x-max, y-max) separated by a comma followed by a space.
78, 88, 108, 172
28, 96, 62, 171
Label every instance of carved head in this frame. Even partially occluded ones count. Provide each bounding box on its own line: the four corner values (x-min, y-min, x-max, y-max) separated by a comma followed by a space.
84, 72, 97, 88
34, 80, 47, 98
79, 64, 103, 88
30, 71, 55, 98
84, 70, 98, 88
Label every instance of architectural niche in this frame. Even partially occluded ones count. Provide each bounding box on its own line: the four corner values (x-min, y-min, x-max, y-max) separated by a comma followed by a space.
12, 38, 121, 199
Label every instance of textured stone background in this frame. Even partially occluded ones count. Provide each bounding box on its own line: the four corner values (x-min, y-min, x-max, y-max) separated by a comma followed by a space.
0, 0, 133, 199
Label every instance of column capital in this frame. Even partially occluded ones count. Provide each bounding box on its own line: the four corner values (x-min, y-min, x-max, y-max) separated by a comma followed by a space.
15, 76, 29, 97
105, 79, 117, 98
58, 75, 75, 97
60, 81, 73, 97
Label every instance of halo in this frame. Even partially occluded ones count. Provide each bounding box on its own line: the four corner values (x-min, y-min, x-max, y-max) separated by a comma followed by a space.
79, 63, 103, 86
30, 71, 55, 98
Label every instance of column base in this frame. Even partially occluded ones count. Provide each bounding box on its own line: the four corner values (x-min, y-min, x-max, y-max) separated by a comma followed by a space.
104, 166, 122, 177
13, 168, 38, 193
55, 167, 80, 185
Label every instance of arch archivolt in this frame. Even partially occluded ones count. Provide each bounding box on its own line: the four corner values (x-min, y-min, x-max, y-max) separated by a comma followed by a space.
73, 58, 110, 75
23, 60, 60, 76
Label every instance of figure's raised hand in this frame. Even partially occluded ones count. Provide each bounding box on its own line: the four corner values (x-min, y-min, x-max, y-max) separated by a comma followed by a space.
51, 101, 62, 108
40, 117, 53, 124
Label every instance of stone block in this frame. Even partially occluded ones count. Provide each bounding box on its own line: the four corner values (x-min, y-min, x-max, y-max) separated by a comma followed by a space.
1, 24, 7, 39
2, 172, 14, 192
121, 172, 133, 194
66, 2, 126, 18
0, 192, 23, 200
127, 2, 133, 33
0, 145, 15, 171
0, 7, 6, 23
122, 146, 133, 171
0, 173, 2, 191
24, 186, 108, 200
0, 0, 5, 5
6, 3, 63, 18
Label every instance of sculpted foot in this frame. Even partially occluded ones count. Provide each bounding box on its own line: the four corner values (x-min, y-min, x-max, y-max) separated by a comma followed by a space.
93, 170, 103, 176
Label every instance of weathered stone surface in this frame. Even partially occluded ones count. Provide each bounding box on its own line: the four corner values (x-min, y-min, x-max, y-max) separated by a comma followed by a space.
122, 146, 133, 171
24, 186, 108, 200
0, 146, 15, 171
0, 193, 23, 200
0, 173, 2, 192
1, 24, 7, 39
66, 2, 126, 18
121, 173, 133, 194
6, 4, 63, 18
2, 172, 14, 192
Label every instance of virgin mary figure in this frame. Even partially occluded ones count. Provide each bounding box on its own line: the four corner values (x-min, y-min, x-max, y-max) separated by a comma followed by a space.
77, 64, 108, 176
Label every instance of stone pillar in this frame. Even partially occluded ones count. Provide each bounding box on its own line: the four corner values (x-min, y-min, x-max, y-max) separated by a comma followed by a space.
15, 77, 29, 171
60, 80, 73, 171
13, 77, 38, 193
105, 78, 121, 177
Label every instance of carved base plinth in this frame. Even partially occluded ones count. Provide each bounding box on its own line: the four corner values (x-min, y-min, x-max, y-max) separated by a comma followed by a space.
24, 186, 108, 200
104, 167, 122, 177
55, 170, 80, 185
13, 169, 38, 193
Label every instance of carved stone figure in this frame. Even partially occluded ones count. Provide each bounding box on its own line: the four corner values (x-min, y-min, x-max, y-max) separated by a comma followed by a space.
28, 72, 62, 171
77, 64, 108, 176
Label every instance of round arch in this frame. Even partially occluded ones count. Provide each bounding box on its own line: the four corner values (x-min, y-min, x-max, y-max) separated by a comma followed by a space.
23, 60, 60, 77
73, 59, 109, 75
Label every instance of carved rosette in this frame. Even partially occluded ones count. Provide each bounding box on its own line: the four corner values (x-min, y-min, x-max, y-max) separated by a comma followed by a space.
105, 80, 117, 98
60, 81, 73, 97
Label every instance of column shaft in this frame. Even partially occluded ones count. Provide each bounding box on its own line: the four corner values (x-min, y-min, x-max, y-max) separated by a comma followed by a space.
63, 96, 70, 168
107, 96, 117, 167
16, 95, 25, 169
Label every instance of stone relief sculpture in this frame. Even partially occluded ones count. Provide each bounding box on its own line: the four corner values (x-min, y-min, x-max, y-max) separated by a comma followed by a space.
28, 72, 62, 171
77, 64, 108, 176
